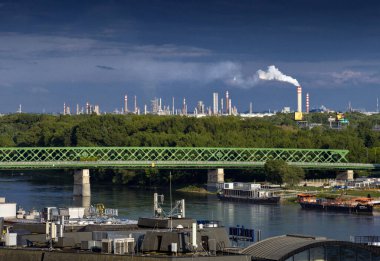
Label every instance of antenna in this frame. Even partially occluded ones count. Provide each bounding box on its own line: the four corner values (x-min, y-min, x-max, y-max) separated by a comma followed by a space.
377, 97, 379, 113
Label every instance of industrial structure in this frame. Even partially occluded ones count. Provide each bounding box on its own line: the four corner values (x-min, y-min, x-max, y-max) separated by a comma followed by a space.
57, 78, 315, 119
213, 92, 218, 115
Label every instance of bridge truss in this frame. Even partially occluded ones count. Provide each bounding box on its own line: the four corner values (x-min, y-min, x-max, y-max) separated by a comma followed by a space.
0, 147, 354, 170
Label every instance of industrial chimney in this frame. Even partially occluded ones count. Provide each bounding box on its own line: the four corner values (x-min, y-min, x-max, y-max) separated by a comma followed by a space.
297, 86, 302, 113
225, 91, 229, 114
124, 94, 128, 114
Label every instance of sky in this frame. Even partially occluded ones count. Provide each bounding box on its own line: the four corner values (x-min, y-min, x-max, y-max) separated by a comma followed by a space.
0, 0, 380, 113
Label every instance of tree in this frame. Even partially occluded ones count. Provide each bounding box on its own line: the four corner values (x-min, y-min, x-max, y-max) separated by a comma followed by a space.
264, 160, 288, 184
283, 165, 305, 186
264, 160, 305, 186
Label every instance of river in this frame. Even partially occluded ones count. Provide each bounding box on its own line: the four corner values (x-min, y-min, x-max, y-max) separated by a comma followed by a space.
1, 175, 379, 241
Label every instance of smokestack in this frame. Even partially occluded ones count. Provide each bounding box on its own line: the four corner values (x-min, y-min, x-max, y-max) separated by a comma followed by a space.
225, 91, 229, 114
134, 95, 137, 113
124, 95, 128, 114
182, 98, 186, 115
297, 86, 302, 113
172, 97, 175, 115
306, 93, 309, 113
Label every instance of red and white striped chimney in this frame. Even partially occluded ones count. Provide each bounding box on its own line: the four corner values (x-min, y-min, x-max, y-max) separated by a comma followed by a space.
297, 86, 302, 113
306, 93, 310, 113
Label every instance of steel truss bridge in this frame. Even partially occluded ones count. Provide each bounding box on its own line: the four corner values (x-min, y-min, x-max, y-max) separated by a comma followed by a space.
0, 147, 376, 170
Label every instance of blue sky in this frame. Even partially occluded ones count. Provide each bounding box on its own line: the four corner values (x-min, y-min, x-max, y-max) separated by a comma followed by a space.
0, 0, 380, 113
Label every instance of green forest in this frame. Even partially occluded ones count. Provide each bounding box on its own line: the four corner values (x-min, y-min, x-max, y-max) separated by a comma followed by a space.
0, 112, 379, 186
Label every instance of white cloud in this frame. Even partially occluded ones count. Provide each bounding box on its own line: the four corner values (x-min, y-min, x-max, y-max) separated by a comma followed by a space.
130, 44, 211, 58
263, 61, 380, 88
1, 33, 380, 92
0, 33, 241, 89
328, 70, 380, 85
331, 70, 363, 83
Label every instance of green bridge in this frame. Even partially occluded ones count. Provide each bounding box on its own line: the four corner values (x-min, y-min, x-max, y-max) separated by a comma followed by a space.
0, 147, 376, 170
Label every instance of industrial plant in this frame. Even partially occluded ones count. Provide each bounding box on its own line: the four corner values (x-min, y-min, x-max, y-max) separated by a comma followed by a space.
60, 86, 310, 119
12, 64, 374, 121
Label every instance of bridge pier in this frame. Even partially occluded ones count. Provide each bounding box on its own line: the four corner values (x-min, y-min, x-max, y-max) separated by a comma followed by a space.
336, 170, 354, 181
73, 195, 91, 217
207, 168, 224, 191
73, 169, 91, 197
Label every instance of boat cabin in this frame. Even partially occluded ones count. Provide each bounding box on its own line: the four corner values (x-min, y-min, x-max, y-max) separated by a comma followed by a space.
297, 194, 317, 203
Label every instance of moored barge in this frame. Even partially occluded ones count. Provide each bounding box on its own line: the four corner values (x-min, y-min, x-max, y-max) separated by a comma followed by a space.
297, 194, 373, 214
217, 182, 280, 204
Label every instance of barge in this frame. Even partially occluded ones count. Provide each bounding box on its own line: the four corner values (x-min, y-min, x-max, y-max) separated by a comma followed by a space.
217, 182, 280, 204
297, 194, 373, 214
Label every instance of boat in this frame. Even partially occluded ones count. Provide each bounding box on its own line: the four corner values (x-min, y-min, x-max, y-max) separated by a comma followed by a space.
217, 182, 280, 204
297, 194, 373, 214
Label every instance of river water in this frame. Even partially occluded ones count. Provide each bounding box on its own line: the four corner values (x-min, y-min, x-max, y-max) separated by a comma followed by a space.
1, 176, 379, 241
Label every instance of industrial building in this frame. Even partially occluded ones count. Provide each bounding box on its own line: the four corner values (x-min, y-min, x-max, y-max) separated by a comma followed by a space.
242, 234, 380, 261
59, 85, 312, 118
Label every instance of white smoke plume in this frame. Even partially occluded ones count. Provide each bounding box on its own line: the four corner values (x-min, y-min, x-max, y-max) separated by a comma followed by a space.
257, 65, 300, 86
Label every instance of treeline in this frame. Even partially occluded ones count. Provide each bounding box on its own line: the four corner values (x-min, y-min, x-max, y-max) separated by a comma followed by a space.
0, 112, 380, 184
1, 112, 380, 161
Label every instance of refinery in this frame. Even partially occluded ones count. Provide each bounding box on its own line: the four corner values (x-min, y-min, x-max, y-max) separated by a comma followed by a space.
10, 64, 379, 119
60, 88, 310, 120
31, 64, 380, 119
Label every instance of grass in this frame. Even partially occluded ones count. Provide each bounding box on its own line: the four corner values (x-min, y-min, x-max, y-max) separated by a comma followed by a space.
176, 185, 213, 194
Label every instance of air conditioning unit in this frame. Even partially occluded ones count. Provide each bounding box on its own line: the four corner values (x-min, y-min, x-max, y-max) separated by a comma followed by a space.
113, 237, 135, 254
101, 239, 113, 253
5, 233, 17, 246
114, 239, 126, 255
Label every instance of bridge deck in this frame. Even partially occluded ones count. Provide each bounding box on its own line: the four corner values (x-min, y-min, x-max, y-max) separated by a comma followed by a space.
0, 160, 376, 170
